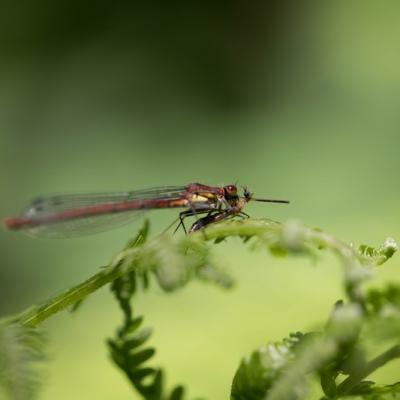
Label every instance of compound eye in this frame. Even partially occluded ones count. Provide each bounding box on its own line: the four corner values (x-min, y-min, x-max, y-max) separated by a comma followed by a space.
225, 185, 237, 194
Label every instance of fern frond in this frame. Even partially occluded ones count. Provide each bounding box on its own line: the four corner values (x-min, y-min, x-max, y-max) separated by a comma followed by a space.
0, 322, 46, 400
230, 305, 362, 400
344, 381, 400, 399
108, 223, 187, 400
15, 219, 397, 328
366, 284, 400, 316
108, 316, 186, 400
231, 332, 308, 400
2, 219, 396, 400
230, 300, 400, 400
358, 238, 398, 266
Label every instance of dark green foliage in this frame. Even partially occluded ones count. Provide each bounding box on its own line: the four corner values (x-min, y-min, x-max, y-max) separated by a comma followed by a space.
0, 219, 398, 399
366, 284, 400, 315
230, 299, 400, 399
358, 238, 397, 266
231, 332, 306, 400
108, 222, 186, 400
229, 235, 400, 400
0, 322, 46, 400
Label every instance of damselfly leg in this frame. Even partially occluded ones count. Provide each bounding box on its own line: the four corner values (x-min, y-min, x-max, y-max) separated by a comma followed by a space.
173, 209, 219, 234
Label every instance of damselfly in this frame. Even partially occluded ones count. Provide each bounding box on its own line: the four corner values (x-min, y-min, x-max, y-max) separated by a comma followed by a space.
3, 183, 289, 238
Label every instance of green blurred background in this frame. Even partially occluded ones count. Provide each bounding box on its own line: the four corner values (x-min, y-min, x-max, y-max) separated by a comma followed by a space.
1, 1, 399, 398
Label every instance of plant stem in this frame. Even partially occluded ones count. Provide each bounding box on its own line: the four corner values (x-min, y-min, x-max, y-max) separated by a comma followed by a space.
337, 344, 400, 395
15, 220, 276, 327
10, 219, 395, 328
17, 221, 150, 327
19, 264, 123, 327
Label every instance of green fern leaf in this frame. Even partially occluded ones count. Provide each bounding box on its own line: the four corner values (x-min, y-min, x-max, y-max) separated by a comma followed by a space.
0, 322, 46, 400
108, 222, 188, 400
231, 332, 306, 400
340, 381, 400, 399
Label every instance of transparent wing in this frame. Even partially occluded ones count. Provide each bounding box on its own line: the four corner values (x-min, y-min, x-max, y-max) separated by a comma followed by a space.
26, 209, 147, 238
19, 186, 186, 238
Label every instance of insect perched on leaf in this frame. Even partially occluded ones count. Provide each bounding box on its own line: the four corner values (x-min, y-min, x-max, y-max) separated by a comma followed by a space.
3, 183, 289, 238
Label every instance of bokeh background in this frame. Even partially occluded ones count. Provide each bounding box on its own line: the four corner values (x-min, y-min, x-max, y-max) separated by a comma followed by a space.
1, 1, 399, 398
